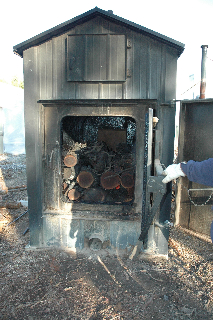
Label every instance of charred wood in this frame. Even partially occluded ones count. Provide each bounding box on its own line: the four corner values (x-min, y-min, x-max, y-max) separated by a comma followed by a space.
120, 172, 134, 189
100, 170, 120, 190
77, 171, 95, 189
82, 188, 106, 203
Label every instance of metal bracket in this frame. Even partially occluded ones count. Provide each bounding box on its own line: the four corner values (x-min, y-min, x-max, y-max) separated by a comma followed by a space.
147, 176, 166, 194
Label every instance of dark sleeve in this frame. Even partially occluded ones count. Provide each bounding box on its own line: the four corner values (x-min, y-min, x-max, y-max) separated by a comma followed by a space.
181, 158, 213, 187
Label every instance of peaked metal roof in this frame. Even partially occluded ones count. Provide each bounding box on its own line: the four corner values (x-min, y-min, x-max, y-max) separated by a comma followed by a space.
13, 7, 185, 58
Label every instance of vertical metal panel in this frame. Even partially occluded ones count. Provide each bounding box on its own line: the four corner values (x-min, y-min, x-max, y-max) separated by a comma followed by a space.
53, 36, 63, 99
160, 45, 166, 102
165, 48, 177, 101
101, 83, 123, 99
180, 102, 213, 161
77, 83, 99, 99
24, 47, 44, 247
43, 107, 61, 208
176, 100, 213, 235
200, 45, 208, 99
109, 34, 126, 81
67, 35, 85, 81
150, 41, 160, 99
46, 41, 53, 99
86, 34, 107, 81
132, 33, 147, 98
146, 42, 151, 99
38, 40, 53, 99
39, 42, 48, 98
139, 39, 148, 99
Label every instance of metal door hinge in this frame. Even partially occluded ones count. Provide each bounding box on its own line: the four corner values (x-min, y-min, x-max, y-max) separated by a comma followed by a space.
127, 39, 132, 48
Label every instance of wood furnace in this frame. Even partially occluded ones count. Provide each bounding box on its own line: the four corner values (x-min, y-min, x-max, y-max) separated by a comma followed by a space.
13, 7, 184, 256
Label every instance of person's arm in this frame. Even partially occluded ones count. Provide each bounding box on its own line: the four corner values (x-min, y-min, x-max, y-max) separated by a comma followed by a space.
181, 158, 213, 187
162, 158, 213, 187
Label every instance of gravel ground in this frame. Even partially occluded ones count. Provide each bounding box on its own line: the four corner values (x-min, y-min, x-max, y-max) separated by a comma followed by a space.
0, 154, 213, 319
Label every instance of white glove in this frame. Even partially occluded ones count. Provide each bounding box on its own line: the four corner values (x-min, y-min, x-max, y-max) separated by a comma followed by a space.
162, 163, 186, 183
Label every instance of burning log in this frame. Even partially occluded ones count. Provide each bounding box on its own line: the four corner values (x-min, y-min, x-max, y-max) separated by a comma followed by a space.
63, 154, 78, 167
77, 171, 95, 189
100, 170, 120, 190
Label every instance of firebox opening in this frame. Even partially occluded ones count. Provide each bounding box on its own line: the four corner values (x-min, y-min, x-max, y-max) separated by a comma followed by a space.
61, 116, 136, 206
89, 238, 103, 251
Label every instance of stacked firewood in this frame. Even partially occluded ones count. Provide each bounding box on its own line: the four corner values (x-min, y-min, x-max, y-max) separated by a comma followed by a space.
62, 141, 135, 204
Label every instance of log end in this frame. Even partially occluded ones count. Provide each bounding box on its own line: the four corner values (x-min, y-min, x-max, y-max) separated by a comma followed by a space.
77, 171, 94, 189
67, 189, 81, 201
63, 154, 77, 167
100, 171, 120, 190
120, 172, 134, 189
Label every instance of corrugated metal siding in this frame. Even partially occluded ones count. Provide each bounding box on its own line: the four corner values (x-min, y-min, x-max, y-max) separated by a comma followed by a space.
24, 16, 178, 102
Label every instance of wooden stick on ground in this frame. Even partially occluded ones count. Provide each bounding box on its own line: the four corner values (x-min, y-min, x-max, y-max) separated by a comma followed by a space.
0, 201, 22, 209
6, 210, 28, 227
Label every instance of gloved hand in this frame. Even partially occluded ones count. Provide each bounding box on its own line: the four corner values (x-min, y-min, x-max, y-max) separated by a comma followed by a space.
162, 163, 186, 183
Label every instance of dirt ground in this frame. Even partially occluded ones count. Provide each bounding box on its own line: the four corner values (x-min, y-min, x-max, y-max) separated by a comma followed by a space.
0, 154, 213, 320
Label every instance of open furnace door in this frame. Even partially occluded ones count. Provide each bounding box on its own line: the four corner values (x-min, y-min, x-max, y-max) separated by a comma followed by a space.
130, 108, 167, 259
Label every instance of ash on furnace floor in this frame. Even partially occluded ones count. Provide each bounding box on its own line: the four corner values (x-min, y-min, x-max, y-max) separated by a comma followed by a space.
0, 153, 213, 320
